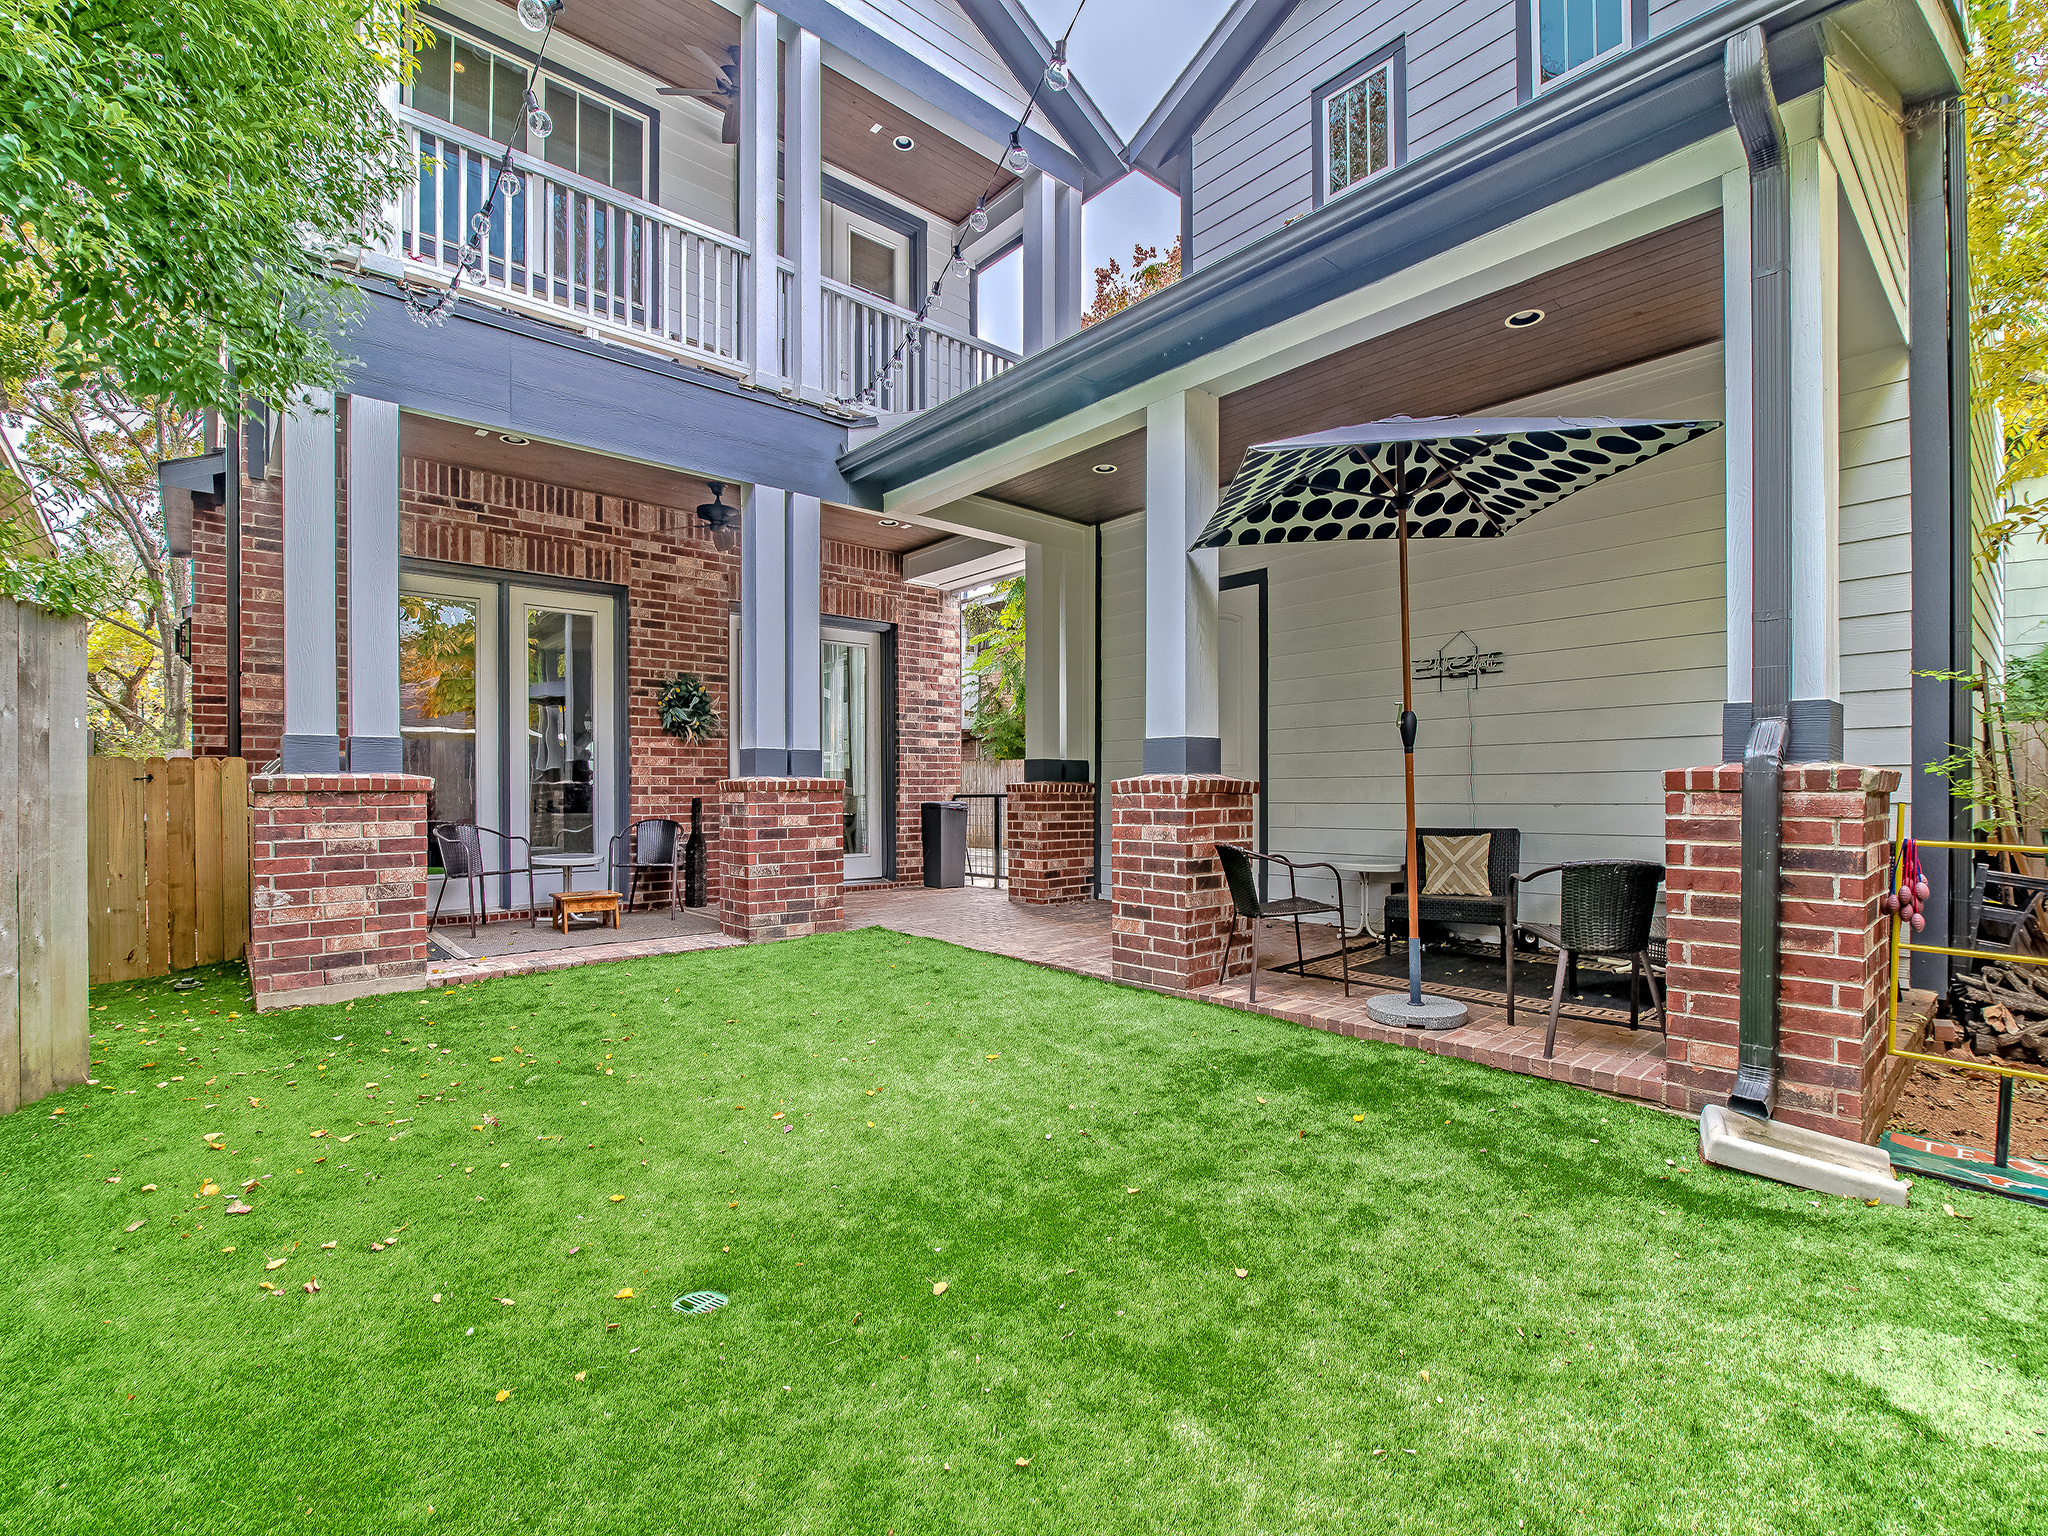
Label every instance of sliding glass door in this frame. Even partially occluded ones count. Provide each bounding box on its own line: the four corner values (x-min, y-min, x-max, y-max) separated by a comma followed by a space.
821, 626, 883, 882
400, 573, 500, 884
513, 585, 616, 901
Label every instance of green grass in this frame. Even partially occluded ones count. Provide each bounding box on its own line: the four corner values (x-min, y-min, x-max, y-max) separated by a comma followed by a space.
3, 927, 2044, 1534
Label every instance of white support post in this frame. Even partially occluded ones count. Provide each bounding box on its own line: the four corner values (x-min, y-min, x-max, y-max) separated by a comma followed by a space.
1023, 537, 1096, 779
1144, 389, 1221, 774
345, 396, 402, 772
1789, 132, 1842, 752
1721, 166, 1753, 762
737, 2, 783, 390
785, 491, 823, 776
784, 23, 823, 398
281, 390, 340, 773
1021, 170, 1058, 356
1053, 181, 1084, 343
738, 484, 790, 775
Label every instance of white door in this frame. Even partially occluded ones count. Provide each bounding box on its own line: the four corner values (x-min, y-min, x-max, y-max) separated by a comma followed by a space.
400, 572, 500, 907
512, 585, 617, 902
1219, 583, 1261, 847
822, 626, 884, 881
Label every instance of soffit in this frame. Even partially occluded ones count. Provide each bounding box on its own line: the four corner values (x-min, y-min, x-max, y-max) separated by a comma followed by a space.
977, 212, 1723, 522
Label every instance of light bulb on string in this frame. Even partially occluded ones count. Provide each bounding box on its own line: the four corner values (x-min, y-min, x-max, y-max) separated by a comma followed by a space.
1004, 132, 1030, 174
525, 91, 552, 139
946, 246, 968, 280
1045, 39, 1069, 92
471, 211, 491, 239
967, 197, 989, 234
516, 0, 558, 34
499, 168, 524, 198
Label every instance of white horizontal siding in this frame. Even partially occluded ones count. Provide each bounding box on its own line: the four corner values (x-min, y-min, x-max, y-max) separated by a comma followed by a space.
2003, 479, 2048, 664
1837, 344, 1913, 791
827, 0, 1064, 140
1191, 0, 1519, 265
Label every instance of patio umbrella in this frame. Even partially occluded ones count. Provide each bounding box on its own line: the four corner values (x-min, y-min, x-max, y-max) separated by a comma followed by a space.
1196, 414, 1719, 1027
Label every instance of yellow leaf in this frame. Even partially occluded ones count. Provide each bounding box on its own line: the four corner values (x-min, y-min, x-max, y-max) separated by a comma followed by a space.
140, 1184, 156, 1192
866, 1122, 875, 1128
199, 1182, 220, 1196
574, 1370, 587, 1382
932, 1281, 948, 1296
310, 1130, 328, 1138
614, 1288, 636, 1300
432, 1293, 443, 1304
1420, 1369, 1429, 1382
490, 1058, 503, 1063
320, 1241, 337, 1250
258, 1281, 275, 1291
494, 1390, 511, 1403
986, 1054, 1000, 1061
1234, 1268, 1248, 1279
221, 1245, 234, 1253
123, 1219, 144, 1233
1014, 1457, 1030, 1468
1126, 1187, 1139, 1195
610, 1194, 625, 1203
772, 1112, 784, 1120
266, 1258, 287, 1271
1257, 1097, 1267, 1104
1354, 1115, 1364, 1122
498, 1297, 516, 1307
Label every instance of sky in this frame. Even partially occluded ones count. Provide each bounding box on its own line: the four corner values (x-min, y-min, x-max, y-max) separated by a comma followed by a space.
972, 0, 1238, 352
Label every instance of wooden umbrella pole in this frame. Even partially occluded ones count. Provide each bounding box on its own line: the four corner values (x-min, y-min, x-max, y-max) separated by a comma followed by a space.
1396, 450, 1422, 1005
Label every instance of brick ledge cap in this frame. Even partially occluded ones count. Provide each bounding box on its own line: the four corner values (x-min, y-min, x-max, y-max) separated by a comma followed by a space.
1109, 775, 1259, 795
719, 777, 845, 795
250, 772, 435, 794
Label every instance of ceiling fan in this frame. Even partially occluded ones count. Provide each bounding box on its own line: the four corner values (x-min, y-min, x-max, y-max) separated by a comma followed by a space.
657, 45, 741, 144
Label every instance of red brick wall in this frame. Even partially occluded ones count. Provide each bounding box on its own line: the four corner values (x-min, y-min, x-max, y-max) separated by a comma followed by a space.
717, 778, 845, 940
247, 773, 430, 1008
1662, 763, 1908, 1143
1007, 781, 1096, 905
1109, 776, 1256, 991
190, 454, 962, 891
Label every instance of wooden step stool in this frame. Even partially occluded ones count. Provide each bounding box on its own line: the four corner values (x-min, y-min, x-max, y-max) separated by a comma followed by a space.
551, 889, 623, 933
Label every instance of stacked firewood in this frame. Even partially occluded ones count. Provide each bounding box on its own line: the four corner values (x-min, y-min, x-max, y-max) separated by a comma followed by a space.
1954, 962, 2048, 1063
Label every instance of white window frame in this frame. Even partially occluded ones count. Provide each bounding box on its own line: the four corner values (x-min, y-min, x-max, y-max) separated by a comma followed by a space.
1530, 0, 1635, 93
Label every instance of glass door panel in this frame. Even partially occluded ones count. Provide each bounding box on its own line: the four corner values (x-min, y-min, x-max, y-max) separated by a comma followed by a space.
399, 574, 498, 887
822, 628, 883, 881
512, 587, 615, 901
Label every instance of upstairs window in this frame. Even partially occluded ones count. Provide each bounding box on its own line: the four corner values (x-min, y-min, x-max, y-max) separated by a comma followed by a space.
1537, 0, 1629, 86
408, 24, 646, 200
1315, 43, 1403, 206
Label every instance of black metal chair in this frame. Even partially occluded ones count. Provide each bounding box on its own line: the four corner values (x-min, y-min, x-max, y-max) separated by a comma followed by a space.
607, 818, 685, 917
1384, 826, 1521, 958
1216, 845, 1349, 1003
1506, 860, 1665, 1058
429, 823, 537, 939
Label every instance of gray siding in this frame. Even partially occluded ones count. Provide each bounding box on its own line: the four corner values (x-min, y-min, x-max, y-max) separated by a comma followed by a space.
1838, 344, 1914, 787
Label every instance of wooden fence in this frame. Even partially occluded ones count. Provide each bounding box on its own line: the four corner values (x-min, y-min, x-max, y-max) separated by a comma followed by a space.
87, 757, 252, 983
3, 597, 89, 1117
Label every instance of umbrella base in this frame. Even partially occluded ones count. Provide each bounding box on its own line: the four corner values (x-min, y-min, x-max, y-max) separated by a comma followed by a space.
1364, 993, 1469, 1030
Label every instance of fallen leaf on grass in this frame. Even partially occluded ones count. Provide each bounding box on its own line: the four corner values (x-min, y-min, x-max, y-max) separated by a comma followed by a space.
199, 1182, 220, 1197
258, 1282, 276, 1291
310, 1130, 328, 1138
1257, 1096, 1267, 1104
494, 1390, 511, 1403
105, 1175, 120, 1184
614, 1288, 635, 1300
1014, 1457, 1030, 1468
606, 1322, 620, 1332
1944, 1203, 1974, 1221
567, 1246, 580, 1256
370, 1242, 385, 1252
266, 1258, 288, 1271
497, 1298, 516, 1307
772, 1112, 784, 1120
1354, 1115, 1364, 1123
225, 1202, 253, 1215
124, 1220, 144, 1233
140, 1184, 156, 1192
610, 1195, 625, 1203
932, 1281, 948, 1296
320, 1241, 337, 1251
302, 1279, 320, 1295
1234, 1268, 1248, 1279
432, 1294, 443, 1304
573, 1371, 586, 1382
1126, 1187, 1140, 1195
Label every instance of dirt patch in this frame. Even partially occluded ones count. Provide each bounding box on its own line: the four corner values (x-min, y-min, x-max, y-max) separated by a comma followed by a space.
1887, 1044, 2048, 1161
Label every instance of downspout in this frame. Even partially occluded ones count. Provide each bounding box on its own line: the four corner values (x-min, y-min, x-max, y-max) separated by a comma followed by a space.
1093, 522, 1103, 896
1726, 25, 1791, 1120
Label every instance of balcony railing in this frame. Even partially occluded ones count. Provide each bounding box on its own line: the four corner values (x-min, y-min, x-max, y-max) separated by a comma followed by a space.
390, 106, 1020, 417
820, 278, 1019, 414
394, 104, 750, 370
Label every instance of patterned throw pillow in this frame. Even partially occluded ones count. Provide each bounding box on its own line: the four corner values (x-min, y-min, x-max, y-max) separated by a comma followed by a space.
1421, 834, 1492, 897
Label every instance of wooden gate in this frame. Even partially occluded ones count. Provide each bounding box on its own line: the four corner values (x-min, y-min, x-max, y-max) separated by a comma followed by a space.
87, 757, 252, 983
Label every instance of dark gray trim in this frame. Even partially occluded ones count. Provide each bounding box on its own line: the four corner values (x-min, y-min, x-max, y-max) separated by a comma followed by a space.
1125, 0, 1308, 179
337, 280, 854, 504
738, 747, 796, 776
1144, 736, 1223, 774
1908, 98, 1965, 989
415, 5, 661, 200
281, 734, 342, 773
1221, 569, 1268, 862
346, 736, 405, 772
842, 0, 1842, 500
1728, 22, 1789, 1118
1311, 36, 1407, 210
1093, 523, 1105, 896
764, 0, 1089, 191
823, 173, 927, 301
950, 0, 1130, 187
1022, 759, 1090, 781
1632, 0, 1652, 50
1515, 0, 1535, 103
820, 614, 891, 633
1721, 699, 1844, 763
228, 399, 248, 756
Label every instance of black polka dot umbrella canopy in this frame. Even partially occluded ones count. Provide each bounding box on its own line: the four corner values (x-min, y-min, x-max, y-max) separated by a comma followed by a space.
1193, 413, 1720, 1024
1195, 415, 1719, 549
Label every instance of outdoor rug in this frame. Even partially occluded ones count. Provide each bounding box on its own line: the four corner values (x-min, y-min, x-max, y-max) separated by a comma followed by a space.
1276, 938, 1664, 1030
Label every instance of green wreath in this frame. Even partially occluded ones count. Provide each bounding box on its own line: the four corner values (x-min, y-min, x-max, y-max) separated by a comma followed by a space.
656, 672, 720, 743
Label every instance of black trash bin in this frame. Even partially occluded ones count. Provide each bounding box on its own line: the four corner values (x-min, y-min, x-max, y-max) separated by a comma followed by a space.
921, 801, 967, 888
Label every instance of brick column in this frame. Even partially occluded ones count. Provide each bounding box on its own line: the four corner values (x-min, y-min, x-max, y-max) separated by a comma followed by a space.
717, 778, 845, 941
247, 772, 431, 1010
1006, 781, 1096, 905
1109, 775, 1255, 991
1663, 763, 1906, 1143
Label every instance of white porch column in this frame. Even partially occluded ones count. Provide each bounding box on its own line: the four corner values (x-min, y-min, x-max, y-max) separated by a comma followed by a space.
344, 396, 402, 772
1021, 170, 1057, 356
1054, 181, 1084, 343
1144, 388, 1221, 773
280, 390, 339, 773
1789, 131, 1843, 757
737, 2, 783, 390
1022, 532, 1095, 780
783, 22, 823, 399
738, 485, 821, 775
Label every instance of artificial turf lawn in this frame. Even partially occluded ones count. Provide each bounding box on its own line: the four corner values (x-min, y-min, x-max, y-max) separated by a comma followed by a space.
4, 927, 2044, 1535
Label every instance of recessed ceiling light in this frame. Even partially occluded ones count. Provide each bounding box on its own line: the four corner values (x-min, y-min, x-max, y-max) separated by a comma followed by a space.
1504, 308, 1545, 329
876, 518, 904, 527
499, 434, 530, 445
1091, 463, 1118, 474
892, 134, 915, 152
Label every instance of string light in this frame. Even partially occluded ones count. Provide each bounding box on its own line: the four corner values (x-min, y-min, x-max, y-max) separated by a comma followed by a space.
968, 197, 989, 234
516, 0, 561, 33
1004, 131, 1031, 174
1044, 38, 1069, 92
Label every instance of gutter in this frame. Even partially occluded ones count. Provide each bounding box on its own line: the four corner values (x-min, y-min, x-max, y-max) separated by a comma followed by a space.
1726, 23, 1792, 1121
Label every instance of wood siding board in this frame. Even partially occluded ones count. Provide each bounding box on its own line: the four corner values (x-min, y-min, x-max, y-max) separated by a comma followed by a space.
0, 603, 17, 1117
143, 759, 170, 978
16, 604, 52, 1107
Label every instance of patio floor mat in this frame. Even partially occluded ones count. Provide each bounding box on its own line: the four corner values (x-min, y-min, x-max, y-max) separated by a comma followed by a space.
1275, 938, 1663, 1029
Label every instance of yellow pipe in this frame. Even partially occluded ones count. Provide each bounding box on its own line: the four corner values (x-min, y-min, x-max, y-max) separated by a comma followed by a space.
1901, 942, 2048, 966
1902, 838, 2041, 853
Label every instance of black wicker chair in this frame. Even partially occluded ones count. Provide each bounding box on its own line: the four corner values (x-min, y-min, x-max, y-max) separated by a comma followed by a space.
1506, 860, 1665, 1058
607, 818, 685, 917
1384, 827, 1521, 957
1216, 845, 1349, 1003
429, 823, 537, 939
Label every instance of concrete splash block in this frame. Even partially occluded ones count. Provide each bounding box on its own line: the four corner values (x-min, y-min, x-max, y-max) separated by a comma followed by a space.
1699, 1104, 1910, 1206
